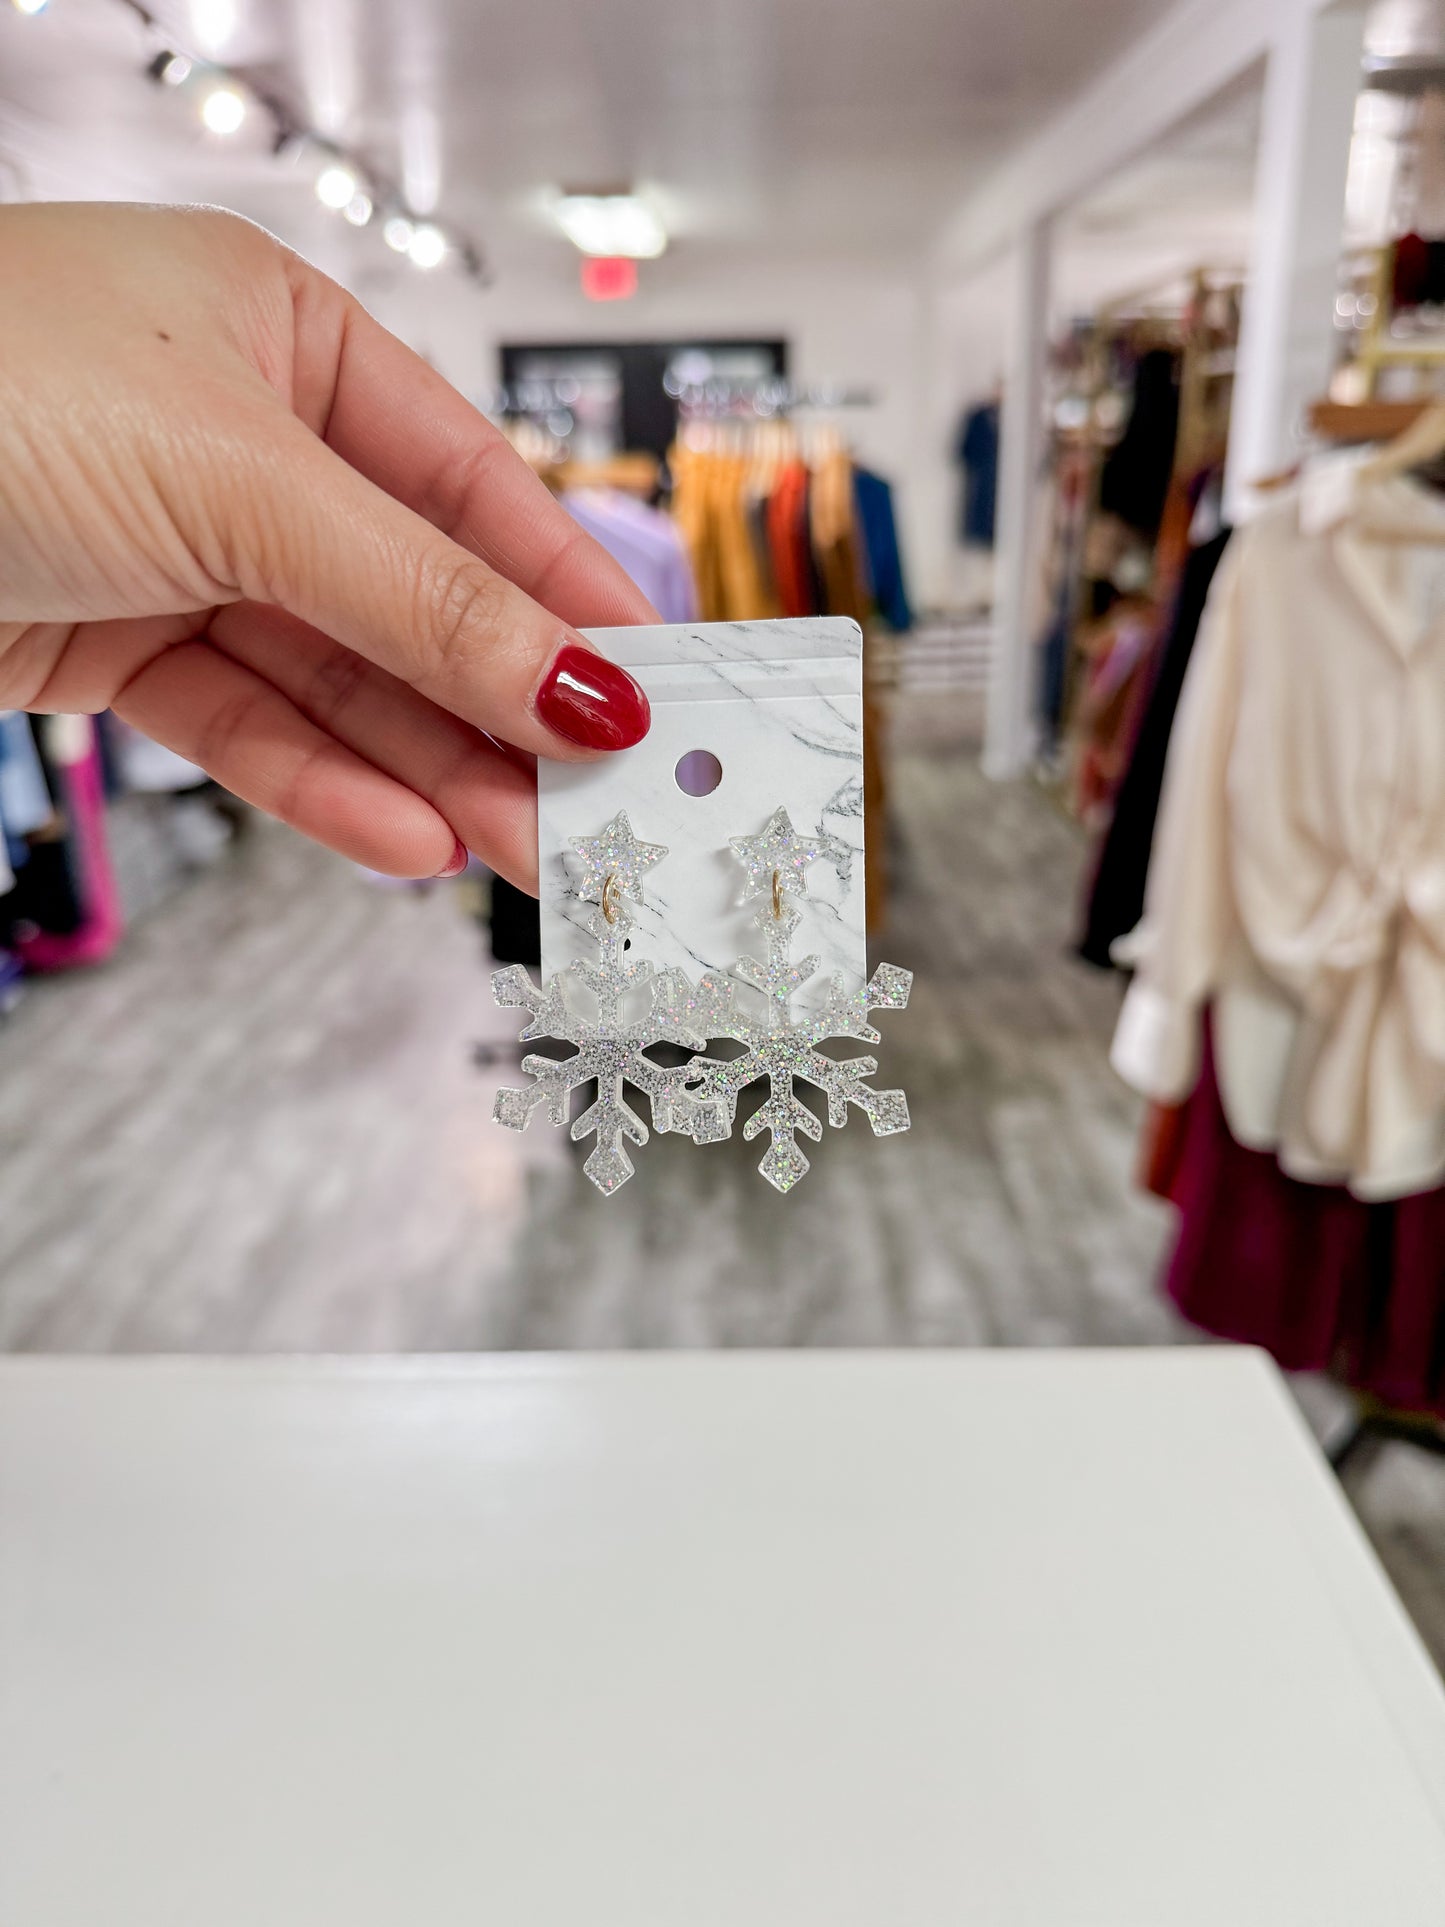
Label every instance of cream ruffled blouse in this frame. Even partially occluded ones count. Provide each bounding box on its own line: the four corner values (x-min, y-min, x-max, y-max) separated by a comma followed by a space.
1112, 456, 1445, 1200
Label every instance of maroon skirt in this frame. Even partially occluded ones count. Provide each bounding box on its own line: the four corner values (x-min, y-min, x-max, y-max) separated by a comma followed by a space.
1160, 1032, 1445, 1418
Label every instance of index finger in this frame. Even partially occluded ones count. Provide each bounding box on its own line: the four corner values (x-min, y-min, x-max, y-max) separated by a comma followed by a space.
286, 266, 659, 628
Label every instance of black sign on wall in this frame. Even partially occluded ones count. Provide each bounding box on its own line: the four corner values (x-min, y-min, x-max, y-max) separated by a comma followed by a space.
499, 339, 789, 459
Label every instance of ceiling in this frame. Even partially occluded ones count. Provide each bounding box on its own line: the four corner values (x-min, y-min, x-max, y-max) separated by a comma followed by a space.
0, 0, 1187, 277
1054, 71, 1262, 312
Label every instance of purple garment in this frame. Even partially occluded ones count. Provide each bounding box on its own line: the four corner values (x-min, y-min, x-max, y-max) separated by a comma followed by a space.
562, 489, 698, 624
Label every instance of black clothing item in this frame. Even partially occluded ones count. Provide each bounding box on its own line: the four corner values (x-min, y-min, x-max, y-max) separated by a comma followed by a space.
488, 875, 540, 967
1098, 349, 1180, 541
1076, 527, 1231, 970
0, 837, 84, 941
0, 717, 82, 942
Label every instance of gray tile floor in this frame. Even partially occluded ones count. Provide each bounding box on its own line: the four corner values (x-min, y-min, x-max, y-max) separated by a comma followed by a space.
2, 694, 1443, 1667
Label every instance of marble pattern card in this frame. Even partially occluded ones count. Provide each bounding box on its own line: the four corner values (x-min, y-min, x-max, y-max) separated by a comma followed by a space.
538, 618, 866, 1013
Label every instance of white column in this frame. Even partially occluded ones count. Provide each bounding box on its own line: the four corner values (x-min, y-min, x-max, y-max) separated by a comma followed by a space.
1223, 2, 1368, 521
984, 216, 1052, 780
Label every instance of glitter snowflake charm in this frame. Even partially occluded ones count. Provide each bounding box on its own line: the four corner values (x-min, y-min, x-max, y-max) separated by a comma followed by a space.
491, 814, 724, 1196
677, 808, 912, 1192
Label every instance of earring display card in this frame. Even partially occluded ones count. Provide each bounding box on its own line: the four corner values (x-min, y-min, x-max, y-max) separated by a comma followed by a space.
538, 618, 866, 1011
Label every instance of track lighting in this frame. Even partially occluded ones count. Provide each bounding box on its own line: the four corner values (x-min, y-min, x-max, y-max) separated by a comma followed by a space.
199, 84, 246, 135
149, 50, 193, 86
315, 163, 358, 210
408, 223, 447, 269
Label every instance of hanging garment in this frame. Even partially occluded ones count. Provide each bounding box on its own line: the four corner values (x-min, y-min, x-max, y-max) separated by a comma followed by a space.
0, 711, 54, 851
742, 479, 783, 619
1035, 445, 1093, 750
713, 455, 771, 621
1098, 348, 1180, 542
767, 460, 814, 618
563, 489, 699, 624
0, 710, 54, 905
955, 401, 1000, 547
1077, 528, 1231, 968
810, 446, 867, 625
1113, 459, 1445, 1200
854, 466, 913, 632
1159, 1023, 1445, 1421
669, 444, 725, 621
1069, 599, 1160, 824
0, 713, 79, 942
488, 874, 540, 968
11, 716, 123, 970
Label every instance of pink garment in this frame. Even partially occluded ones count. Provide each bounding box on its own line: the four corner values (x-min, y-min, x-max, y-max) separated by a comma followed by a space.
14, 719, 123, 971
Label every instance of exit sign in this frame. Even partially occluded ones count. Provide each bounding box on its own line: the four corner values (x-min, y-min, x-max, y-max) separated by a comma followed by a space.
581, 256, 638, 301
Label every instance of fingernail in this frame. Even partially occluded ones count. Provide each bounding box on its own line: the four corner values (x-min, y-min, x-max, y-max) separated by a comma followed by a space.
435, 838, 468, 879
534, 643, 650, 752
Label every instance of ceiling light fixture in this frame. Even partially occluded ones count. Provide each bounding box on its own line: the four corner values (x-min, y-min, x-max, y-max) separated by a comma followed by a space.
11, 0, 51, 15
102, 0, 490, 288
189, 0, 236, 53
408, 223, 447, 269
199, 83, 246, 134
553, 192, 666, 259
315, 163, 358, 210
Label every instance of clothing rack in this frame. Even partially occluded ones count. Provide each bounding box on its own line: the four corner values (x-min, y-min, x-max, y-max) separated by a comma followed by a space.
673, 377, 879, 418
1042, 265, 1240, 794
1346, 239, 1445, 397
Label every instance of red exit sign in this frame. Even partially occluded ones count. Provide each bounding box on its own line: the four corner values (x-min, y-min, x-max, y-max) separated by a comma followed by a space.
581, 256, 638, 301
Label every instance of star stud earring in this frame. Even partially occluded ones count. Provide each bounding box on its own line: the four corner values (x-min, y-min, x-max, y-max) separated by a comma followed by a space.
568, 809, 668, 923
728, 805, 852, 911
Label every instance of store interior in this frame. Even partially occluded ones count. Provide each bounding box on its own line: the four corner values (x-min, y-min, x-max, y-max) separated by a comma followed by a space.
3, 0, 1445, 1687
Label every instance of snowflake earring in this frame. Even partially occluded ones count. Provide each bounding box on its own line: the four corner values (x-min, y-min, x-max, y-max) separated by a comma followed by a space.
677, 807, 912, 1193
491, 811, 723, 1196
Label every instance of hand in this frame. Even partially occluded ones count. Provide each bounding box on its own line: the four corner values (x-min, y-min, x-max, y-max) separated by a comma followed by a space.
0, 202, 656, 890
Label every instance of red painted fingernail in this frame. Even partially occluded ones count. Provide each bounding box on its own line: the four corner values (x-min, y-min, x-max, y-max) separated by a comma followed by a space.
534, 643, 650, 752
435, 838, 468, 879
